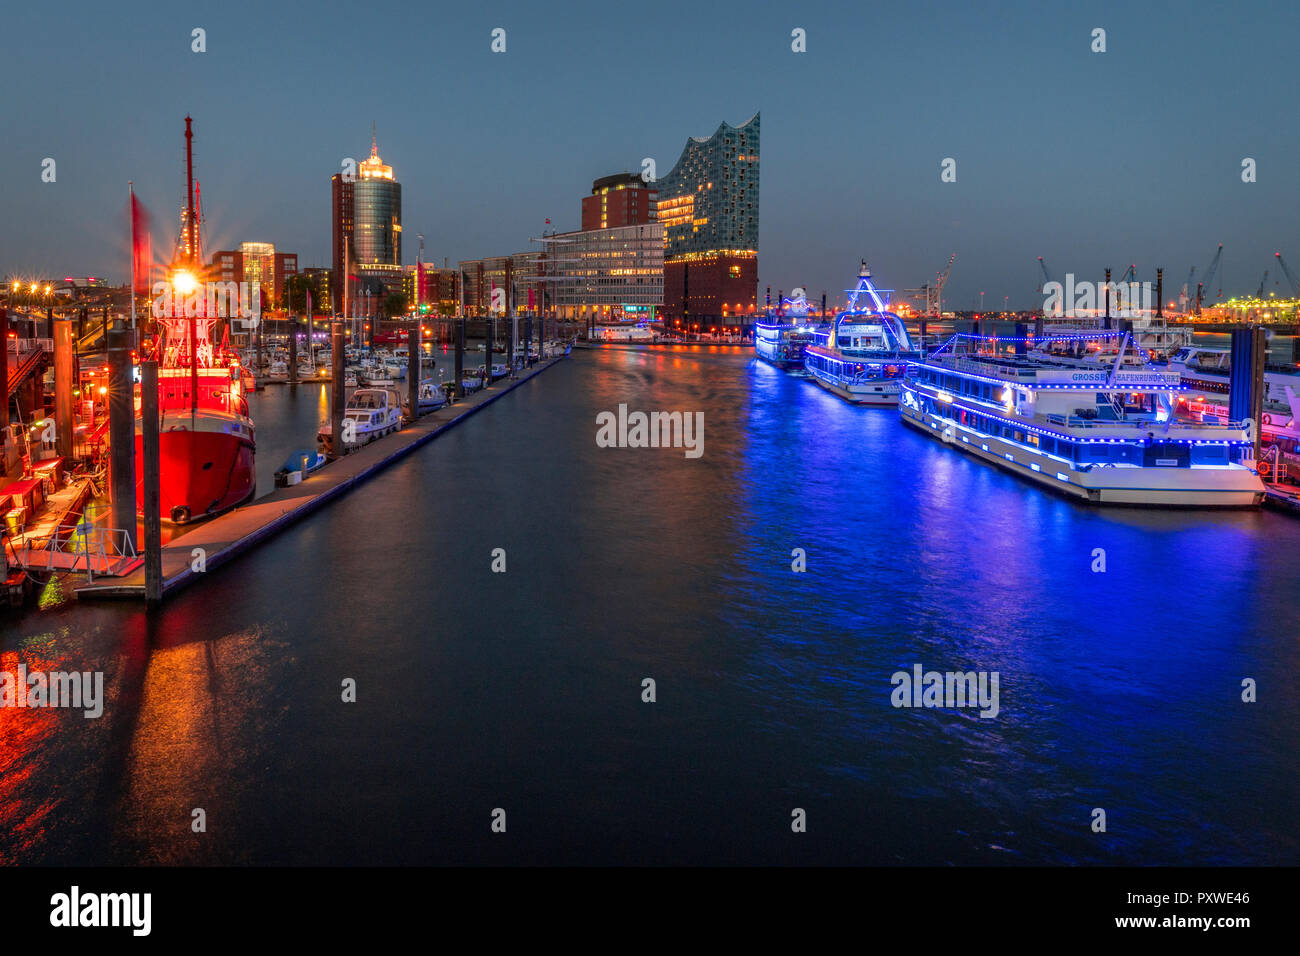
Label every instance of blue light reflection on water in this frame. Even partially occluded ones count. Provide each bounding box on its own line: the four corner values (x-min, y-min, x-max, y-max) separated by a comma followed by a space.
1, 345, 1297, 865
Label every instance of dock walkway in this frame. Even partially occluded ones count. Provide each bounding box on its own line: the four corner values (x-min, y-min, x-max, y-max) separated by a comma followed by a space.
75, 356, 566, 601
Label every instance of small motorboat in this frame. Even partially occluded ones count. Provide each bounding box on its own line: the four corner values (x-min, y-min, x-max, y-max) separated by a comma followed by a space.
317, 387, 403, 454
403, 378, 449, 418
274, 448, 327, 487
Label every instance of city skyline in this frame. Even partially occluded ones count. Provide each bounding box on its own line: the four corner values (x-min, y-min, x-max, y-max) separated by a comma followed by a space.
1, 0, 1297, 309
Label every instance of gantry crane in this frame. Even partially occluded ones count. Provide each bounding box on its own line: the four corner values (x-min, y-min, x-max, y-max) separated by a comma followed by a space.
905, 253, 956, 315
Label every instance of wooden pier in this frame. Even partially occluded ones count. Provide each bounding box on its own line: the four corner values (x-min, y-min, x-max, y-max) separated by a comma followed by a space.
74, 355, 567, 601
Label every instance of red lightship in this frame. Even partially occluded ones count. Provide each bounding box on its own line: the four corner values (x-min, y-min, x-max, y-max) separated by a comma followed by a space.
132, 116, 256, 524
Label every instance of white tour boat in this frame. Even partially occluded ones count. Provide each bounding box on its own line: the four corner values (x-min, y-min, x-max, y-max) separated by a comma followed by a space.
900, 330, 1266, 507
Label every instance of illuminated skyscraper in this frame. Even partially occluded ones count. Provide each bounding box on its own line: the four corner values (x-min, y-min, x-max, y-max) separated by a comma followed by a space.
655, 113, 759, 325
332, 127, 403, 310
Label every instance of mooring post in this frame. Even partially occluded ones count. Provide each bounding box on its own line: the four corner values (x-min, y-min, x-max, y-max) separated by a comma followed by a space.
0, 308, 9, 435
329, 320, 345, 459
407, 319, 420, 421
507, 313, 515, 376
106, 329, 136, 553
54, 318, 74, 461
141, 359, 163, 606
1104, 268, 1112, 327
455, 317, 465, 398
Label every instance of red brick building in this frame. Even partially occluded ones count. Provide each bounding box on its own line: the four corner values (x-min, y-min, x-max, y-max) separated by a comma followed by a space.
663, 252, 759, 328
581, 173, 657, 231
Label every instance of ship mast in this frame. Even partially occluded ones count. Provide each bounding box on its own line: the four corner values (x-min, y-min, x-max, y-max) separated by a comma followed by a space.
185, 115, 199, 417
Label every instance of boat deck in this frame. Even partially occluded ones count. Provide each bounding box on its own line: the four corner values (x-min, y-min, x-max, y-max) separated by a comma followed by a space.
74, 356, 566, 601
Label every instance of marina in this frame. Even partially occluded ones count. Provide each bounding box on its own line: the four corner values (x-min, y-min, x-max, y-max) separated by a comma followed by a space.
73, 354, 565, 600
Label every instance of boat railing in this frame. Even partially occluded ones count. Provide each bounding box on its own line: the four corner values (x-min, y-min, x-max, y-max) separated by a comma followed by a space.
18, 510, 138, 582
940, 357, 1039, 380
1041, 412, 1251, 432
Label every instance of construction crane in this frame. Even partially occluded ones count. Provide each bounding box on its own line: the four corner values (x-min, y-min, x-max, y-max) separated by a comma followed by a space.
1275, 252, 1300, 297
905, 254, 956, 315
1195, 243, 1223, 314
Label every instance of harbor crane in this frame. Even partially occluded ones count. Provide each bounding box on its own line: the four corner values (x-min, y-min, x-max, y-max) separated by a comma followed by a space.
904, 253, 955, 315
1195, 243, 1224, 314
1116, 263, 1136, 285
1275, 252, 1300, 297
1257, 270, 1269, 298
1036, 256, 1052, 293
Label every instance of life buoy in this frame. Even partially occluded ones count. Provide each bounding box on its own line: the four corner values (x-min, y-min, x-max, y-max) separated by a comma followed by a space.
1262, 413, 1273, 426
1258, 461, 1271, 477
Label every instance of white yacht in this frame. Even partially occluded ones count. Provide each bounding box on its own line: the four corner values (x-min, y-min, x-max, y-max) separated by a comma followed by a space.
317, 387, 402, 454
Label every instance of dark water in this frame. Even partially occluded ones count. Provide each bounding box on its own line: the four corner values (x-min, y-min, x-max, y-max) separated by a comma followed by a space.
3, 345, 1299, 865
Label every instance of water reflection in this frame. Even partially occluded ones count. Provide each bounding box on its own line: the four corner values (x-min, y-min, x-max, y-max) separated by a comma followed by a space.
2, 346, 1298, 865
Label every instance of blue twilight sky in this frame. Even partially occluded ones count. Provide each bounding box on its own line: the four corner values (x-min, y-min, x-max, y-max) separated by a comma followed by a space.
1, 0, 1296, 309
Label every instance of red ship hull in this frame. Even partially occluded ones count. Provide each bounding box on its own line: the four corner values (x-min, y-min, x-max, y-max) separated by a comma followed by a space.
134, 411, 256, 524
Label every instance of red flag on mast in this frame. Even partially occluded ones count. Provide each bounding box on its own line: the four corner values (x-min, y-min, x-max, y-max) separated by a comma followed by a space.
131, 193, 153, 297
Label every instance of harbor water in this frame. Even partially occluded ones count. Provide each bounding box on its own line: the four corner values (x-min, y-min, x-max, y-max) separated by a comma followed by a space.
3, 345, 1298, 865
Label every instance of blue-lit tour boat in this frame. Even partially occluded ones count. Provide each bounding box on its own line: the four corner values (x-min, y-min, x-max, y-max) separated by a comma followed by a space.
803, 263, 923, 404
754, 287, 817, 369
899, 330, 1267, 506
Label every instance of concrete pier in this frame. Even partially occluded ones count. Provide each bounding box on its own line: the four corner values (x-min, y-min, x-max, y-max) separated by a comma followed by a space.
76, 353, 569, 601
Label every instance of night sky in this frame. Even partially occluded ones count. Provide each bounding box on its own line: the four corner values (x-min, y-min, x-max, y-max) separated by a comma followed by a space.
2, 0, 1296, 309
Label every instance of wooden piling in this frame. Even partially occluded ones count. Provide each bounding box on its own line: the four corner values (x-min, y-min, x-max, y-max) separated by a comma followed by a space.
455, 318, 465, 398
330, 321, 345, 459
407, 320, 420, 420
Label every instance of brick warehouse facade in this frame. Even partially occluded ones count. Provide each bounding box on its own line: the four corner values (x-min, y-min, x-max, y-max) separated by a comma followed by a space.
663, 252, 758, 330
